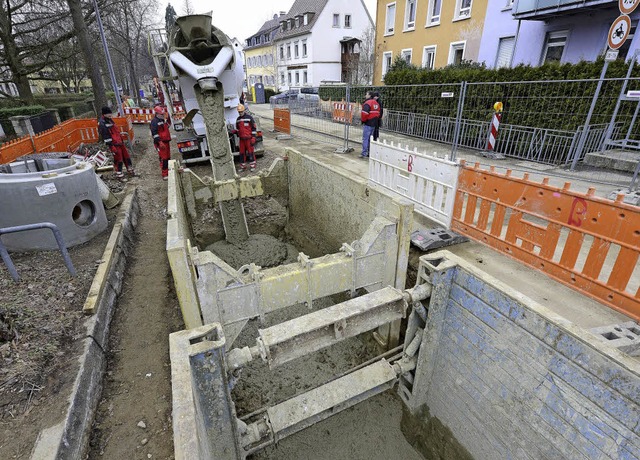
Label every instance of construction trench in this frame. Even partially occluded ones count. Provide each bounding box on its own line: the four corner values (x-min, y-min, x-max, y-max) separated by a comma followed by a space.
160, 15, 640, 460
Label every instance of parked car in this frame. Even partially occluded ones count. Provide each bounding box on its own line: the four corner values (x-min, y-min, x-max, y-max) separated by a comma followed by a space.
298, 86, 319, 101
269, 89, 300, 105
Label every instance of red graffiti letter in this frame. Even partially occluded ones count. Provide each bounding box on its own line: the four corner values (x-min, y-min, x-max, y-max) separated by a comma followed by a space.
568, 198, 588, 227
407, 155, 414, 172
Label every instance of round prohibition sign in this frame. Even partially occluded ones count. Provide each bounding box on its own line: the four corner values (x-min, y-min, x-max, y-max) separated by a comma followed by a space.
608, 14, 632, 50
619, 0, 640, 15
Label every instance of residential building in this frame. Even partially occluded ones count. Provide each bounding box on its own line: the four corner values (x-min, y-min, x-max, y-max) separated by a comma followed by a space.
244, 15, 282, 92
478, 1, 640, 68
373, 0, 490, 83
273, 0, 374, 90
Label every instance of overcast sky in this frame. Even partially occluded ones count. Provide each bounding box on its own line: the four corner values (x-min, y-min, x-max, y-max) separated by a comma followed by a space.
159, 0, 377, 42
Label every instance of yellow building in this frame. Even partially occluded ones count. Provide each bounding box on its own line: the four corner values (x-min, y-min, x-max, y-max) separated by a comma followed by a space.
373, 0, 488, 84
244, 15, 282, 93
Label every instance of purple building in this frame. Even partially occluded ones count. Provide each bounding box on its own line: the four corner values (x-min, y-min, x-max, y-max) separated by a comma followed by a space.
478, 0, 640, 68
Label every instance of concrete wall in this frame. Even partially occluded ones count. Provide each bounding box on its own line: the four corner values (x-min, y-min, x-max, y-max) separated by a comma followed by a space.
406, 251, 640, 459
286, 148, 408, 255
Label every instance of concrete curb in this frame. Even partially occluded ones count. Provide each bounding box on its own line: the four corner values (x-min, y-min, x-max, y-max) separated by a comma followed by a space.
30, 187, 140, 460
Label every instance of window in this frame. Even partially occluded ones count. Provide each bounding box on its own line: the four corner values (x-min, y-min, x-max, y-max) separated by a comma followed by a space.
280, 72, 285, 84
295, 72, 300, 84
257, 56, 262, 67
302, 40, 308, 57
279, 45, 284, 59
422, 46, 436, 69
304, 13, 308, 25
288, 72, 292, 84
382, 51, 393, 79
345, 14, 351, 28
448, 41, 465, 65
401, 48, 413, 64
541, 31, 567, 64
303, 70, 308, 84
427, 0, 441, 26
294, 42, 299, 58
385, 3, 396, 35
454, 0, 472, 19
333, 14, 340, 27
495, 36, 515, 68
287, 43, 292, 59
295, 17, 299, 27
404, 0, 416, 30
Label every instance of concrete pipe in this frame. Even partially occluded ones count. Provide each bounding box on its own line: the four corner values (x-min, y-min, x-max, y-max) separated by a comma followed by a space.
0, 159, 108, 251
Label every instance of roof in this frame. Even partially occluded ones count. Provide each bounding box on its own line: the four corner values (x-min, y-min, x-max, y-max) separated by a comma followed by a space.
273, 0, 329, 41
244, 17, 281, 51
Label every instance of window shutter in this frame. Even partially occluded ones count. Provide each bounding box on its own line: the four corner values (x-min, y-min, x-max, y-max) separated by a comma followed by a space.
496, 37, 515, 68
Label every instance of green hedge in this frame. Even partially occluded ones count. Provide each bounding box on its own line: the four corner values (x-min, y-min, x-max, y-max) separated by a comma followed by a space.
319, 58, 640, 132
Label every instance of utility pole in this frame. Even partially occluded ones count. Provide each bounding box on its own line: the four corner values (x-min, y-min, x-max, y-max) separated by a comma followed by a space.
91, 0, 123, 115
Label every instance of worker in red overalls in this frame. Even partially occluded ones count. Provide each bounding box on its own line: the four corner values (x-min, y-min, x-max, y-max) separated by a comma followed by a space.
150, 105, 172, 180
233, 104, 257, 171
98, 106, 135, 180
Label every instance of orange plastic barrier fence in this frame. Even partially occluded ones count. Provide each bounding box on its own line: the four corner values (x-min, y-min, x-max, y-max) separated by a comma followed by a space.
124, 107, 185, 124
274, 108, 291, 135
451, 162, 640, 321
0, 117, 134, 165
332, 102, 354, 124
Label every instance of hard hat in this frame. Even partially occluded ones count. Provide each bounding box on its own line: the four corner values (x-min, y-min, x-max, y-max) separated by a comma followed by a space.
237, 104, 245, 112
154, 105, 165, 114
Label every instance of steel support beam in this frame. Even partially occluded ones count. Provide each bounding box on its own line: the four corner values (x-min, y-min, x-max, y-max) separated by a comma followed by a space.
257, 286, 407, 368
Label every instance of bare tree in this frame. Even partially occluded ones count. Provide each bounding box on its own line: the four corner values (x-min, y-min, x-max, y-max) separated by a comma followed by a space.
66, 0, 107, 110
0, 0, 78, 102
181, 0, 194, 15
344, 25, 375, 86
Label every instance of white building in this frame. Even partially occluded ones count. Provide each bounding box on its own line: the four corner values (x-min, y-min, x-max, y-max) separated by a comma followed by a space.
273, 0, 373, 90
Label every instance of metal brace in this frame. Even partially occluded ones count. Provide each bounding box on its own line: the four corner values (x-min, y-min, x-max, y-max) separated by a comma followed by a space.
239, 263, 266, 322
340, 242, 358, 298
297, 253, 314, 309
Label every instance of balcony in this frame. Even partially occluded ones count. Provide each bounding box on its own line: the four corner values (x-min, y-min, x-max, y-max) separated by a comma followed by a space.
513, 0, 616, 20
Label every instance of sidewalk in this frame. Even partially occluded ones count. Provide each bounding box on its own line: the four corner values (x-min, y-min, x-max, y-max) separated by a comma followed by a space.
251, 104, 633, 197
253, 106, 634, 335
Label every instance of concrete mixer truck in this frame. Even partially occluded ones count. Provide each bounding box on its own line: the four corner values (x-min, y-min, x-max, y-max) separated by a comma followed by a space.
148, 14, 264, 164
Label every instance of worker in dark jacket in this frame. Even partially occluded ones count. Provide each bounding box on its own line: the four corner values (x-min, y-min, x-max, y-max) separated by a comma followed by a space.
233, 104, 257, 171
360, 92, 381, 158
373, 91, 383, 142
150, 105, 172, 180
98, 106, 135, 180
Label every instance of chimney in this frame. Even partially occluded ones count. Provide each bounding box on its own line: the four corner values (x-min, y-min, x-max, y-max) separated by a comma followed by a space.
273, 14, 278, 19
279, 11, 286, 17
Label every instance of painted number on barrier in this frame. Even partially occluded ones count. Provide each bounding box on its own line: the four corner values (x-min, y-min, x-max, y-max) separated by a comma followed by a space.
407, 155, 414, 172
568, 197, 588, 227
36, 183, 57, 197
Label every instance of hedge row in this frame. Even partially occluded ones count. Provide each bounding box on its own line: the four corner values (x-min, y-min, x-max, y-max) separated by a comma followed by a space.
319, 58, 640, 132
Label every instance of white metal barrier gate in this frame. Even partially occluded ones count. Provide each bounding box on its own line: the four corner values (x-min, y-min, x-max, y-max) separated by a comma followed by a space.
369, 140, 460, 228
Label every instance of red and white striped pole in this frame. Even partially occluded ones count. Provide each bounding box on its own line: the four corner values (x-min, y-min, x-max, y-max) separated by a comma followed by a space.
486, 101, 503, 152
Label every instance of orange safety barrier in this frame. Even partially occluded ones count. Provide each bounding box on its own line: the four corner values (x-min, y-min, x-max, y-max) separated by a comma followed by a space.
332, 102, 355, 124
0, 117, 134, 164
274, 108, 291, 135
124, 106, 185, 123
451, 162, 640, 321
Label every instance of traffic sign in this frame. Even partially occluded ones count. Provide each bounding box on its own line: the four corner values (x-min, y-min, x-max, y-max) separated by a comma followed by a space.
608, 14, 632, 50
605, 49, 620, 61
619, 0, 640, 15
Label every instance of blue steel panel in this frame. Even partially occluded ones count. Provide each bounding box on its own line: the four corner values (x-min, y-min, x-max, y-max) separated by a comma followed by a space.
442, 303, 605, 459
441, 271, 637, 457
454, 270, 640, 404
